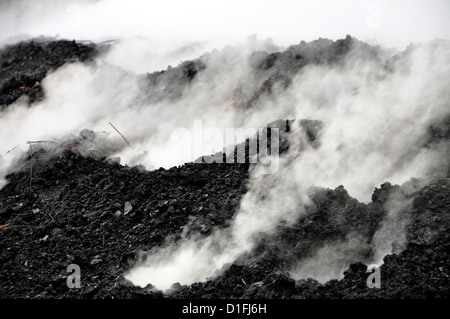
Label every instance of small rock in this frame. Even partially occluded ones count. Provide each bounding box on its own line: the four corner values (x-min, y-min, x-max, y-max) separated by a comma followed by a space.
79, 129, 96, 141
124, 202, 133, 215
91, 255, 103, 265
83, 211, 102, 218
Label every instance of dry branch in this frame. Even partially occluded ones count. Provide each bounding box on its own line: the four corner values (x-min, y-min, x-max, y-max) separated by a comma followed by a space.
29, 143, 32, 186
26, 140, 57, 144
109, 122, 131, 146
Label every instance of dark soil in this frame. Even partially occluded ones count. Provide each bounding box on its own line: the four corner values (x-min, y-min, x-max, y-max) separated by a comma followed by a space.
0, 39, 97, 108
0, 37, 448, 299
0, 127, 448, 299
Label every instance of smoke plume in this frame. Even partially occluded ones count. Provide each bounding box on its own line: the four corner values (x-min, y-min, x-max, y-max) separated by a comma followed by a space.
124, 39, 449, 289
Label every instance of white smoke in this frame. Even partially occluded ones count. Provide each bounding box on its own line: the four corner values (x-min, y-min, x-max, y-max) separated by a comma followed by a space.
290, 232, 370, 283
1, 36, 448, 290
0, 36, 279, 184
0, 0, 449, 293
125, 40, 450, 290
1, 0, 450, 50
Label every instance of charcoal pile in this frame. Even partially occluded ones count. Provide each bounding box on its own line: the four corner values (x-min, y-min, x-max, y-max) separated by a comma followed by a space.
0, 36, 449, 299
0, 39, 97, 108
0, 146, 249, 298
1, 143, 448, 299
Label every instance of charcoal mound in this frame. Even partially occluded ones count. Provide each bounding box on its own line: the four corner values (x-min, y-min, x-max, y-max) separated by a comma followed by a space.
0, 36, 449, 299
0, 146, 249, 298
0, 39, 97, 108
0, 128, 448, 299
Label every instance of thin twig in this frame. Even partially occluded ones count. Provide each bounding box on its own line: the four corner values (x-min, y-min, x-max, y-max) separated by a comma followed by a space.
26, 140, 56, 144
29, 143, 33, 186
109, 122, 131, 146
6, 144, 19, 154
0, 224, 10, 229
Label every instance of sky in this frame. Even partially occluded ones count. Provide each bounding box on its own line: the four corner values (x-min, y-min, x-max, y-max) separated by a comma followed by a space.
0, 0, 449, 51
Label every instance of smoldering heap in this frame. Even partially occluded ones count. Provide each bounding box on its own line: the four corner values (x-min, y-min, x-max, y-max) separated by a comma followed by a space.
0, 36, 449, 299
0, 39, 97, 109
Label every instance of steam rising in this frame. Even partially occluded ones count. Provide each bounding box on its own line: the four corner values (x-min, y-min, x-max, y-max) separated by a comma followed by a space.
1, 36, 449, 289
126, 39, 449, 289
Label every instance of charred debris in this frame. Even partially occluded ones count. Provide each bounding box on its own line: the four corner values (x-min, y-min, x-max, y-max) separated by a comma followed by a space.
0, 36, 448, 299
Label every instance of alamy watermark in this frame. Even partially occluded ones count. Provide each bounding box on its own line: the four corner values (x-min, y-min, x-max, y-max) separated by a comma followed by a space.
366, 264, 381, 289
366, 4, 381, 29
66, 4, 86, 30
170, 120, 280, 174
67, 264, 81, 289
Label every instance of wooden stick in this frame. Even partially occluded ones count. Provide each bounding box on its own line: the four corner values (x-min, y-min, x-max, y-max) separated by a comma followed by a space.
26, 140, 56, 144
29, 143, 33, 186
109, 122, 131, 146
0, 224, 10, 229
6, 144, 19, 154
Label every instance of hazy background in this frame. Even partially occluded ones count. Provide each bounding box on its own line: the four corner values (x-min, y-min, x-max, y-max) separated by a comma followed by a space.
1, 0, 449, 72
